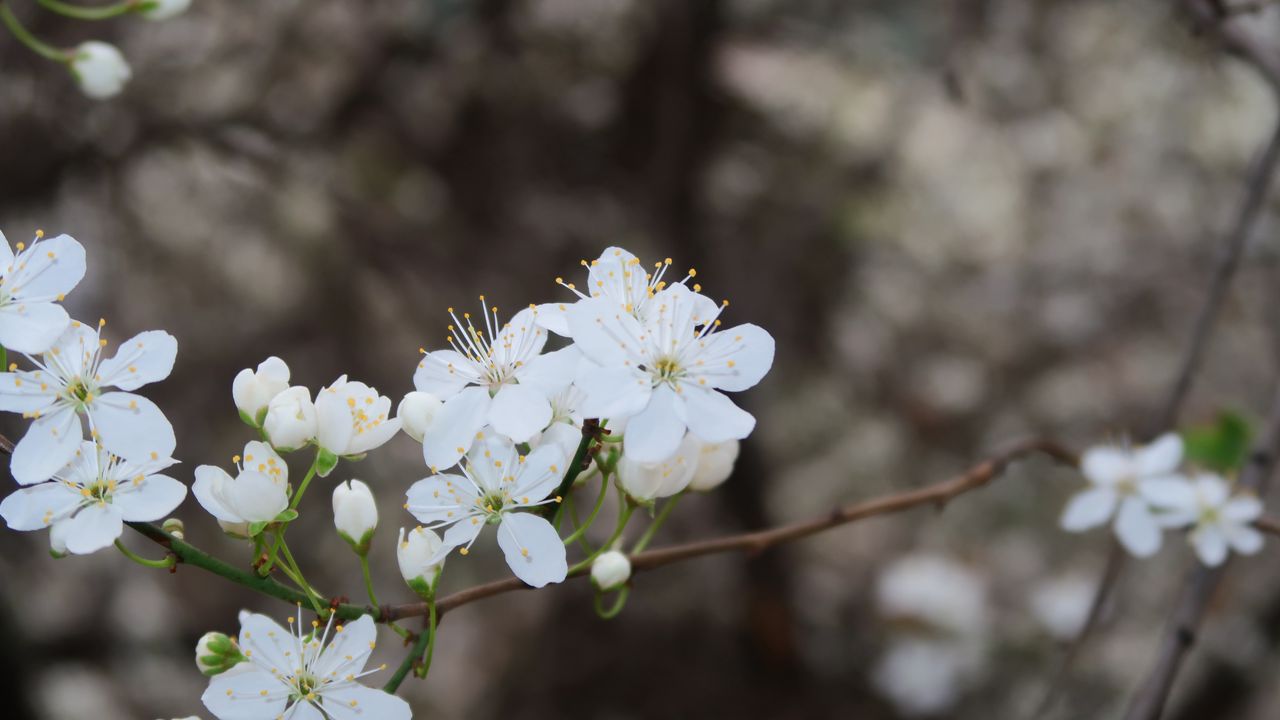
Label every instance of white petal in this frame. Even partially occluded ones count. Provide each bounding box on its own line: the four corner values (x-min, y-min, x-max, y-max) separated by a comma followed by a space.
405, 474, 479, 525
193, 465, 241, 523
532, 301, 573, 336
0, 230, 13, 270
1080, 446, 1131, 486
692, 323, 775, 392
1223, 495, 1263, 523
566, 297, 648, 367
1135, 433, 1183, 476
1191, 525, 1228, 566
1225, 524, 1264, 555
488, 383, 552, 443
228, 470, 288, 523
466, 435, 516, 493
10, 405, 81, 485
0, 302, 70, 354
536, 421, 584, 460
46, 321, 99, 378
517, 345, 581, 396
348, 416, 401, 455
624, 384, 686, 463
287, 702, 326, 720
6, 234, 86, 301
90, 392, 176, 462
1193, 474, 1230, 507
679, 384, 755, 444
1114, 497, 1162, 557
575, 363, 651, 419
321, 685, 412, 720
440, 514, 485, 553
0, 482, 80, 530
311, 614, 377, 680
242, 441, 288, 485
413, 349, 478, 398
201, 665, 286, 720
0, 370, 60, 413
490, 307, 548, 368
238, 613, 294, 675
113, 474, 187, 521
315, 383, 356, 454
497, 512, 567, 587
63, 502, 123, 554
422, 386, 490, 471
97, 330, 177, 390
1138, 476, 1195, 509
512, 442, 568, 502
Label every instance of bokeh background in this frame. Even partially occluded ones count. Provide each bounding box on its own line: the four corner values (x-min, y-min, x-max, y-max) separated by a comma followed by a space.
3, 0, 1280, 718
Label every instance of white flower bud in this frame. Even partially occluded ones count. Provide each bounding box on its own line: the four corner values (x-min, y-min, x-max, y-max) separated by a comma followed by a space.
590, 551, 631, 591
141, 0, 191, 21
688, 439, 739, 492
70, 41, 132, 100
397, 391, 442, 443
333, 479, 378, 553
617, 433, 700, 501
263, 386, 317, 450
195, 631, 244, 676
232, 356, 290, 423
49, 520, 71, 558
397, 526, 444, 598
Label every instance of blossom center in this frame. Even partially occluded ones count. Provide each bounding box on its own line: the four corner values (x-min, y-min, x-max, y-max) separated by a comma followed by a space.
651, 356, 683, 383
289, 670, 322, 702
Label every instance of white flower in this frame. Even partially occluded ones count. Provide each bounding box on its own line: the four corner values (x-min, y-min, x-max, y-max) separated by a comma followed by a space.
262, 386, 317, 451
201, 611, 410, 720
590, 551, 631, 590
616, 432, 700, 502
396, 391, 441, 443
141, 0, 191, 21
1060, 433, 1193, 557
569, 282, 775, 462
688, 438, 739, 492
534, 247, 715, 335
0, 319, 177, 484
1029, 573, 1096, 641
873, 638, 979, 717
232, 357, 290, 423
877, 554, 989, 636
0, 230, 85, 353
315, 376, 400, 460
397, 526, 444, 594
70, 41, 132, 100
1156, 473, 1265, 566
405, 435, 568, 587
0, 440, 184, 555
193, 441, 289, 525
332, 479, 377, 551
413, 299, 577, 469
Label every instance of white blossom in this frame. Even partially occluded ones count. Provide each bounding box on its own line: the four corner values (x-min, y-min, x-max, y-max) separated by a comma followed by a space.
0, 231, 85, 354
70, 41, 132, 100
569, 282, 775, 462
332, 479, 377, 550
616, 432, 699, 502
201, 611, 410, 720
0, 440, 184, 554
1060, 433, 1193, 557
263, 386, 317, 451
1157, 473, 1265, 566
873, 638, 979, 717
405, 435, 568, 587
397, 526, 444, 594
413, 299, 576, 469
232, 357, 290, 423
590, 551, 631, 590
688, 438, 739, 491
315, 376, 400, 461
193, 441, 289, 525
141, 0, 191, 21
0, 319, 177, 484
1029, 573, 1096, 641
396, 391, 441, 443
877, 554, 989, 636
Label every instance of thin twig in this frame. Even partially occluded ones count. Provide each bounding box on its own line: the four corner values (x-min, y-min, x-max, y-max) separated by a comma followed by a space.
1122, 384, 1280, 720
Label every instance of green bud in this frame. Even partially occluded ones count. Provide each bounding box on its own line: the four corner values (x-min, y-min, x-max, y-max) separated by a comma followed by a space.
195, 632, 245, 676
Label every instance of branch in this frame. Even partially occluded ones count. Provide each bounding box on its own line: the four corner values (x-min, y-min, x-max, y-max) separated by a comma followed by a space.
1183, 0, 1280, 93
1122, 383, 1280, 720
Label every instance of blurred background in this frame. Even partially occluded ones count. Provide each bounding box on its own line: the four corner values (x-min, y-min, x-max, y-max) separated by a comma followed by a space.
3, 0, 1280, 718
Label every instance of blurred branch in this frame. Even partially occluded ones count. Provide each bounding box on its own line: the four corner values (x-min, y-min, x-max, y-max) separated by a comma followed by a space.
1123, 383, 1280, 720
1184, 0, 1280, 92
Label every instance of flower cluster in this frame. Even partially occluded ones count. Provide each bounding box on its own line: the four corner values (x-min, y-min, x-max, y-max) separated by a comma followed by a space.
1060, 433, 1264, 566
0, 230, 186, 555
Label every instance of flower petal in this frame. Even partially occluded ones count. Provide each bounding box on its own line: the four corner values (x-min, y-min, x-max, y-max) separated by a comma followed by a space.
497, 512, 567, 588
512, 443, 568, 502
90, 392, 176, 463
7, 234, 86, 301
96, 330, 177, 391
439, 514, 485, 555
201, 664, 287, 720
0, 302, 70, 354
321, 685, 413, 720
1114, 496, 1162, 557
10, 405, 81, 485
405, 474, 479, 526
679, 384, 755, 444
0, 482, 80, 530
311, 614, 377, 681
0, 369, 60, 413
1080, 446, 1131, 486
517, 345, 581, 397
489, 307, 547, 368
63, 502, 123, 554
488, 383, 552, 443
422, 386, 490, 471
113, 473, 187, 521
1191, 525, 1228, 566
1060, 486, 1118, 532
575, 363, 650, 419
193, 465, 241, 523
1225, 524, 1264, 555
413, 349, 479, 399
238, 613, 295, 676
1223, 495, 1263, 523
1138, 476, 1195, 509
693, 323, 775, 392
315, 383, 356, 455
566, 297, 648, 367
1134, 433, 1183, 476
228, 470, 288, 523
623, 384, 686, 463
533, 301, 573, 336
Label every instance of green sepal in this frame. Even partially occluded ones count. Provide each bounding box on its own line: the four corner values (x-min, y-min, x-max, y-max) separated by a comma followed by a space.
238, 409, 260, 429
273, 509, 299, 523
247, 520, 269, 537
341, 452, 368, 464
1183, 411, 1254, 473
339, 529, 374, 556
316, 448, 340, 478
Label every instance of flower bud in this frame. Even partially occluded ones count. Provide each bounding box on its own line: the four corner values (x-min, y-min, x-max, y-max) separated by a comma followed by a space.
70, 41, 131, 100
49, 520, 70, 559
590, 551, 631, 591
263, 386, 317, 451
232, 356, 290, 425
195, 631, 245, 676
397, 526, 444, 599
333, 479, 377, 554
617, 433, 699, 502
688, 439, 739, 492
140, 0, 191, 21
397, 391, 442, 443
162, 517, 186, 540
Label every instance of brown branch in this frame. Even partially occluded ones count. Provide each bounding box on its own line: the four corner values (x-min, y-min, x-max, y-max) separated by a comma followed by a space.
1184, 0, 1280, 93
378, 438, 1078, 622
1122, 384, 1280, 720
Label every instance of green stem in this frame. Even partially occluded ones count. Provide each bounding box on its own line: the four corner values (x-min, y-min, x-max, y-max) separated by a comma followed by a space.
289, 457, 320, 512
360, 554, 379, 607
259, 455, 321, 574
278, 538, 325, 614
36, 0, 136, 21
413, 600, 438, 679
568, 494, 634, 575
566, 493, 596, 554
0, 345, 7, 373
0, 4, 68, 62
549, 425, 598, 526
114, 539, 175, 569
594, 587, 630, 619
632, 493, 683, 554
562, 471, 609, 547
384, 604, 434, 693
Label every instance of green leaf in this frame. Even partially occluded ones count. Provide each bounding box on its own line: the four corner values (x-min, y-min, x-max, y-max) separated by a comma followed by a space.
315, 448, 340, 478
1182, 411, 1253, 473
274, 509, 299, 523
